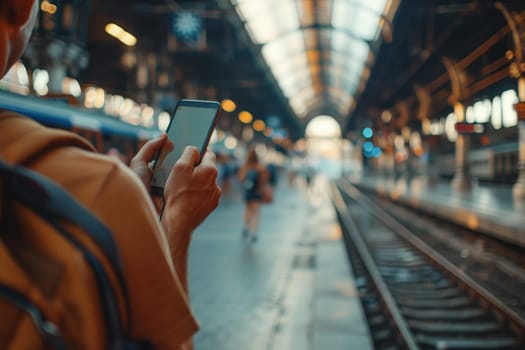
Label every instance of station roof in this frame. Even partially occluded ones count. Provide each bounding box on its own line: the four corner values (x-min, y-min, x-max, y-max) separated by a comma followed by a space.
79, 0, 523, 139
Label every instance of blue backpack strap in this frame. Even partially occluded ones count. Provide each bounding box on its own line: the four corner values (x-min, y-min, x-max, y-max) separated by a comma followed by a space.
0, 160, 124, 286
0, 284, 66, 350
0, 158, 145, 348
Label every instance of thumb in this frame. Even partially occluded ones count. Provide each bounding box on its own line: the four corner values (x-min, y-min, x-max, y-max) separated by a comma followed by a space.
133, 134, 167, 164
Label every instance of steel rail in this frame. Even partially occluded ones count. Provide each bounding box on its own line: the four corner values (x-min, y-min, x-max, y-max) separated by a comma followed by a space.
330, 182, 419, 350
338, 178, 525, 338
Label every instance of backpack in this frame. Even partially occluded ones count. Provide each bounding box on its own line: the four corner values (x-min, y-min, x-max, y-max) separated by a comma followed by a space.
0, 158, 150, 349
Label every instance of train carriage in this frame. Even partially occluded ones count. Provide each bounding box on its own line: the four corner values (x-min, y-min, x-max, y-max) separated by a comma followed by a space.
0, 90, 160, 163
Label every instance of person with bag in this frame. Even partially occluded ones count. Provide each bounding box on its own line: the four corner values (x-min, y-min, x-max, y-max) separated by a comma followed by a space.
237, 147, 271, 243
0, 1, 221, 348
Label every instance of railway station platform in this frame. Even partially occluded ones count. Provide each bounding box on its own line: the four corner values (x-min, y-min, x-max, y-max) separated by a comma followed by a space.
347, 173, 525, 248
187, 176, 373, 350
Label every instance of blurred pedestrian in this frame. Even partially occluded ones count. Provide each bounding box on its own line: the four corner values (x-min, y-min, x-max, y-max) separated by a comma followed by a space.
238, 147, 269, 243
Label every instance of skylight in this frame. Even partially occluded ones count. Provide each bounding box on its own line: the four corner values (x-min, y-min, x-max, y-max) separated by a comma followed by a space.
232, 0, 392, 120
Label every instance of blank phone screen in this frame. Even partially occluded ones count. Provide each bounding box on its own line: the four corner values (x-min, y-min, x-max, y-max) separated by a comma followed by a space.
152, 103, 218, 188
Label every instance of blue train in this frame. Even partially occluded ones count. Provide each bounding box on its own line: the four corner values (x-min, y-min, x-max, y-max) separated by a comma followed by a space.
0, 90, 160, 162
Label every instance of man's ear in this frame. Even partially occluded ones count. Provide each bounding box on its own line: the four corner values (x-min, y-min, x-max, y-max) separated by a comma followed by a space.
6, 0, 37, 28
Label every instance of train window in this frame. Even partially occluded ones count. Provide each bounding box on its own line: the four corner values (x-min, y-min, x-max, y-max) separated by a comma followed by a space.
466, 106, 475, 123
474, 99, 491, 123
445, 113, 457, 141
491, 96, 502, 130
0, 61, 30, 94
502, 89, 518, 128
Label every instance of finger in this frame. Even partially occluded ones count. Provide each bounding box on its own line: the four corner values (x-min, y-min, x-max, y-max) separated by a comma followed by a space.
133, 134, 167, 163
194, 152, 218, 184
177, 146, 200, 167
200, 150, 217, 167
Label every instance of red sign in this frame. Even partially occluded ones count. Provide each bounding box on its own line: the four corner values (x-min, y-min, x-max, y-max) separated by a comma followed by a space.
515, 102, 525, 121
455, 123, 484, 134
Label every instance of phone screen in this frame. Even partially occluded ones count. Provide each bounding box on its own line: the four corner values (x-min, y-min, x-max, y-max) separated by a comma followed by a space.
151, 100, 220, 191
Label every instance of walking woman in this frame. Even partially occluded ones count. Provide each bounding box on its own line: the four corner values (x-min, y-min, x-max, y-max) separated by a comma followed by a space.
238, 147, 269, 242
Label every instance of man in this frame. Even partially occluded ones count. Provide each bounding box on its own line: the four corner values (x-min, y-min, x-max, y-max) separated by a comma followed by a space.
0, 1, 221, 348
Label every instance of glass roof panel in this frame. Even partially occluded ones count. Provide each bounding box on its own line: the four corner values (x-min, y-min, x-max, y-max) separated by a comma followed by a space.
318, 29, 332, 50
332, 0, 387, 41
271, 57, 309, 82
235, 0, 269, 20
279, 70, 312, 97
296, 0, 316, 27
237, 0, 299, 44
272, 65, 311, 88
331, 31, 370, 62
327, 86, 349, 99
231, 0, 395, 120
295, 86, 316, 101
303, 29, 318, 50
298, 96, 323, 111
329, 54, 346, 71
348, 8, 382, 40
317, 0, 333, 25
261, 31, 305, 66
247, 13, 281, 43
359, 0, 389, 14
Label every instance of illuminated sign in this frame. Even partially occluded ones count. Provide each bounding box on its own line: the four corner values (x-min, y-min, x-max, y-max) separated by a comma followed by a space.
172, 12, 202, 42
454, 123, 485, 134
515, 102, 525, 120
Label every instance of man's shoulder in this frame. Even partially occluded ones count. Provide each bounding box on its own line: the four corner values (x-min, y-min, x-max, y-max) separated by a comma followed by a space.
0, 111, 95, 164
0, 112, 142, 207
38, 146, 141, 207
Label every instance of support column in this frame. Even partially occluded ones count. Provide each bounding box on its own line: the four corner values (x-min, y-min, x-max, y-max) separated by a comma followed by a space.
420, 135, 437, 187
24, 0, 89, 94
512, 78, 525, 200
451, 102, 472, 192
47, 62, 67, 93
496, 2, 525, 199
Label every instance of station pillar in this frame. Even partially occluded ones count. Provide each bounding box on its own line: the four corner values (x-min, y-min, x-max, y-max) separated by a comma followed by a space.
48, 63, 67, 93
451, 102, 472, 192
512, 78, 525, 200
23, 0, 90, 94
421, 135, 438, 187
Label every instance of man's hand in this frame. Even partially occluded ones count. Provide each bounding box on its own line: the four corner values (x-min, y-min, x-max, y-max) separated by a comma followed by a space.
129, 134, 167, 213
161, 146, 221, 253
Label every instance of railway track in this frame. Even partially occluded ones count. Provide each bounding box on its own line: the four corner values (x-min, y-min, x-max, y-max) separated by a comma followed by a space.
331, 179, 525, 350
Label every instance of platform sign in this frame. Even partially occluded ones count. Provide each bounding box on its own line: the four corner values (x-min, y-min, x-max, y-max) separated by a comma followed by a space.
454, 122, 484, 134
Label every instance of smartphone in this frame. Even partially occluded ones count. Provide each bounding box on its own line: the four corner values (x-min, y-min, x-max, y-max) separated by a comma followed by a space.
151, 99, 221, 196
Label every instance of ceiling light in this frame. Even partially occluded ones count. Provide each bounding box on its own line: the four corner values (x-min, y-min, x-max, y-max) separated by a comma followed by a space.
105, 23, 137, 47
253, 120, 265, 132
239, 111, 253, 124
41, 1, 57, 14
221, 99, 236, 112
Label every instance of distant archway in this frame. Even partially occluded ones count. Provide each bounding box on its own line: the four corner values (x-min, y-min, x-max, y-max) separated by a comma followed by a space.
305, 115, 342, 139
304, 115, 343, 178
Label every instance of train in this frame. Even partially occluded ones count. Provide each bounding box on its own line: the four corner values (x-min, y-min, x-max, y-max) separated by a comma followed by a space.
3, 89, 519, 184
0, 90, 160, 163
436, 141, 519, 184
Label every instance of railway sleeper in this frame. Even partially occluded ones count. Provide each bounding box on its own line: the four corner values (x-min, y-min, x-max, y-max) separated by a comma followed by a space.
401, 307, 487, 320
395, 296, 472, 309
415, 333, 519, 350
389, 286, 462, 299
380, 269, 445, 283
408, 320, 506, 334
